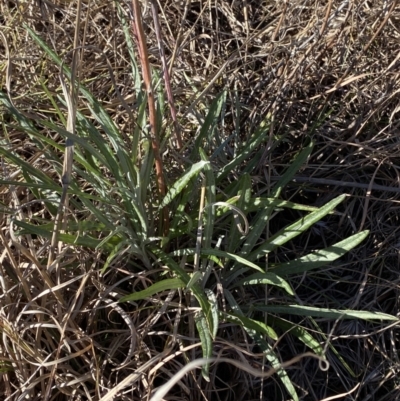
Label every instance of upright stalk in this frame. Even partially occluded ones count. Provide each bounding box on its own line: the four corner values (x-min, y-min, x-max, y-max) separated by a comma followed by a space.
150, 0, 183, 150
131, 0, 169, 234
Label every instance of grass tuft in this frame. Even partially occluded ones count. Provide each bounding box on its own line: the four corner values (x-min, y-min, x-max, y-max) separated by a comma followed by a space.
1, 1, 400, 400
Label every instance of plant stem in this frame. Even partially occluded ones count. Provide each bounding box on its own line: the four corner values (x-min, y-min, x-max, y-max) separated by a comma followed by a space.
131, 0, 169, 235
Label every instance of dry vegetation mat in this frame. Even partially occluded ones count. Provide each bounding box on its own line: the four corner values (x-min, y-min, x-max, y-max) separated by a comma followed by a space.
1, 1, 400, 400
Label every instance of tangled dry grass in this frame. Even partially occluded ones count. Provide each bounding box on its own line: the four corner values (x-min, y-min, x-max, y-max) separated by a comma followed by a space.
1, 0, 400, 400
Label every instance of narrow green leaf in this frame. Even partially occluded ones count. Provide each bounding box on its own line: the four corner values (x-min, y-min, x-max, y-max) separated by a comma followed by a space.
249, 194, 346, 261
151, 249, 214, 335
154, 71, 165, 135
41, 120, 109, 168
273, 231, 369, 276
0, 180, 61, 192
0, 91, 35, 132
221, 267, 249, 288
271, 138, 313, 198
186, 271, 202, 290
0, 178, 113, 206
227, 174, 251, 253
222, 295, 298, 401
39, 81, 67, 125
239, 204, 275, 257
159, 161, 209, 209
191, 91, 226, 161
205, 289, 219, 339
242, 147, 266, 175
75, 115, 122, 181
222, 312, 278, 340
217, 119, 269, 181
63, 233, 120, 251
100, 241, 126, 274
254, 305, 398, 321
219, 197, 321, 214
169, 248, 223, 269
195, 311, 213, 381
18, 220, 108, 233
307, 317, 356, 377
25, 25, 139, 197
14, 220, 119, 252
169, 210, 194, 238
231, 272, 294, 296
199, 149, 216, 250
267, 316, 324, 356
0, 136, 58, 189
223, 288, 241, 313
117, 1, 142, 96
254, 334, 299, 401
95, 227, 127, 250
200, 248, 264, 273
120, 278, 185, 302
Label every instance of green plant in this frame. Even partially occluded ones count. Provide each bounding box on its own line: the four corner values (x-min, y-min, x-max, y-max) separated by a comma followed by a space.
1, 14, 398, 401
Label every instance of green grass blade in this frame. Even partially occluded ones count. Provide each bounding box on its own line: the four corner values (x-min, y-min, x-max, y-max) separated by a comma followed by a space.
221, 267, 249, 288
217, 119, 269, 181
239, 205, 275, 257
199, 248, 264, 273
136, 99, 151, 192
120, 278, 185, 302
75, 115, 122, 181
186, 271, 202, 290
227, 174, 251, 253
222, 197, 321, 214
42, 120, 109, 168
117, 1, 142, 97
14, 220, 120, 251
0, 180, 113, 208
0, 137, 58, 189
0, 91, 35, 131
154, 71, 166, 136
159, 161, 209, 209
222, 312, 278, 340
151, 248, 213, 334
231, 272, 294, 296
247, 333, 298, 401
267, 316, 324, 357
198, 149, 216, 284
254, 305, 398, 321
307, 317, 356, 378
273, 231, 369, 276
191, 91, 226, 161
39, 81, 67, 125
271, 138, 313, 198
0, 180, 60, 192
199, 149, 216, 250
18, 220, 108, 233
205, 289, 219, 339
100, 241, 127, 274
195, 310, 213, 381
249, 194, 346, 261
223, 292, 298, 401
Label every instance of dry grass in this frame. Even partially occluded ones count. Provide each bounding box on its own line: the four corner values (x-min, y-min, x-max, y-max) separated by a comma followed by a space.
1, 0, 400, 400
